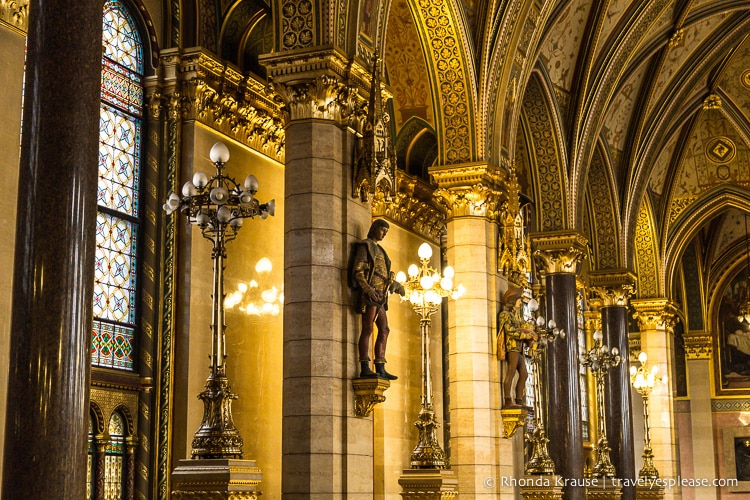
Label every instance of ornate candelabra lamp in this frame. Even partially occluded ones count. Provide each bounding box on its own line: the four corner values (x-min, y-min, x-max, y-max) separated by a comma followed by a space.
164, 142, 275, 459
524, 297, 565, 475
579, 329, 621, 478
395, 243, 465, 468
630, 351, 664, 480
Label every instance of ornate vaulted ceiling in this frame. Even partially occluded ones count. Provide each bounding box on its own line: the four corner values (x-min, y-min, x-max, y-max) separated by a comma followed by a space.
208, 0, 750, 309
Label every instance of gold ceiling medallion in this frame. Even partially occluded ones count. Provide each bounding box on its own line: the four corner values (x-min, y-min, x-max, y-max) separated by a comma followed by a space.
742, 70, 750, 90
702, 93, 722, 110
353, 52, 397, 203
705, 136, 736, 164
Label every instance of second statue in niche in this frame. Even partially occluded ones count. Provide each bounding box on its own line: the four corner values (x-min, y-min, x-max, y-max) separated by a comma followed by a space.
497, 286, 537, 409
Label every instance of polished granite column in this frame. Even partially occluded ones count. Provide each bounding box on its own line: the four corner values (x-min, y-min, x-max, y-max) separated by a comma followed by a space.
532, 231, 587, 500
591, 271, 637, 500
2, 0, 103, 498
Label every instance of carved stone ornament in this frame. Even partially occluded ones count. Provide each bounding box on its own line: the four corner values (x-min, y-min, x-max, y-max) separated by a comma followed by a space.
519, 476, 565, 500
352, 377, 390, 417
260, 47, 370, 126
430, 162, 508, 219
630, 298, 679, 332
353, 52, 397, 203
155, 48, 285, 163
501, 406, 528, 438
171, 458, 262, 499
398, 468, 458, 500
635, 484, 665, 499
371, 170, 446, 242
683, 333, 712, 360
0, 0, 28, 33
586, 480, 623, 499
531, 231, 588, 275
590, 270, 637, 308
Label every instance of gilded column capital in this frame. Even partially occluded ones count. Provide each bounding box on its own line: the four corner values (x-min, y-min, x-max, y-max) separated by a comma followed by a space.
430, 163, 507, 219
531, 231, 588, 275
630, 298, 679, 332
260, 47, 369, 126
371, 170, 446, 242
0, 0, 28, 33
683, 333, 712, 360
590, 269, 637, 308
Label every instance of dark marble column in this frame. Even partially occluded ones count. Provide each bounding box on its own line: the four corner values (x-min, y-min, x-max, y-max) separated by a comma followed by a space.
533, 232, 587, 500
1, 1, 103, 498
591, 271, 637, 500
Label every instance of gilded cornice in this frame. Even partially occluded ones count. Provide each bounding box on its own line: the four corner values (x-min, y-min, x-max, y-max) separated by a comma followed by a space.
372, 170, 446, 242
683, 333, 711, 360
590, 269, 637, 308
630, 298, 679, 332
531, 231, 588, 275
0, 0, 28, 34
155, 48, 285, 163
629, 333, 641, 361
260, 47, 370, 126
430, 163, 507, 220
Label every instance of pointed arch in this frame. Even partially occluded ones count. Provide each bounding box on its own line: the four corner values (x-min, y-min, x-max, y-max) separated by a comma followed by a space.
585, 142, 621, 269
634, 196, 662, 298
519, 71, 568, 232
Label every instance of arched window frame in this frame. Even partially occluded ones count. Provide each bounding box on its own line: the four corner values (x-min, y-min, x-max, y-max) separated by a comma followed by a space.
92, 0, 145, 372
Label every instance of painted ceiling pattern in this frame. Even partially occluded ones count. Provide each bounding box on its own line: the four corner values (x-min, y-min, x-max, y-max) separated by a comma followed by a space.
213, 0, 750, 304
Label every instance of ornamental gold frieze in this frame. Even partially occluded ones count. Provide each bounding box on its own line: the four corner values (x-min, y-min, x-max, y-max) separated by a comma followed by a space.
372, 170, 446, 242
683, 333, 711, 360
630, 298, 679, 332
0, 0, 28, 33
155, 49, 286, 163
589, 270, 636, 307
531, 231, 588, 275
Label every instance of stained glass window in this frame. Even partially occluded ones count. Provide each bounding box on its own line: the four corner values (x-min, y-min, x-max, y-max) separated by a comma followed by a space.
92, 0, 142, 371
104, 412, 125, 499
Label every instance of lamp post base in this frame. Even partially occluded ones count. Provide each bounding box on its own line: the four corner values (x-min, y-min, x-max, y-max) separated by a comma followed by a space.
410, 405, 447, 468
398, 468, 458, 499
519, 475, 564, 499
171, 458, 262, 499
586, 479, 623, 500
191, 373, 244, 459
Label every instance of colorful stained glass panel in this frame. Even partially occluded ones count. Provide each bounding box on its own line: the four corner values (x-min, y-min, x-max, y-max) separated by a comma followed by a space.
92, 321, 134, 370
102, 0, 142, 73
99, 105, 140, 216
94, 212, 136, 323
101, 58, 143, 115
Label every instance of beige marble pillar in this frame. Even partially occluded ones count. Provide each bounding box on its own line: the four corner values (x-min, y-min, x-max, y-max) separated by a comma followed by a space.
263, 49, 374, 498
683, 333, 717, 500
431, 162, 514, 497
631, 299, 680, 500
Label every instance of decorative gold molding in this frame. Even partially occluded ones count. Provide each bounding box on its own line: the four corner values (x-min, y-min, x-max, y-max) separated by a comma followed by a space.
519, 476, 564, 499
585, 298, 603, 333
629, 333, 641, 360
155, 48, 285, 163
398, 468, 458, 499
352, 377, 390, 417
683, 333, 712, 360
0, 0, 28, 33
430, 163, 507, 219
501, 407, 528, 438
531, 231, 588, 275
371, 170, 446, 242
630, 298, 679, 331
590, 270, 637, 307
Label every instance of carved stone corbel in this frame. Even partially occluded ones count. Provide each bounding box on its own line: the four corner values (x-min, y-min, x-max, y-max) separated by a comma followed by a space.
501, 406, 528, 438
352, 378, 390, 417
